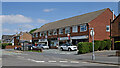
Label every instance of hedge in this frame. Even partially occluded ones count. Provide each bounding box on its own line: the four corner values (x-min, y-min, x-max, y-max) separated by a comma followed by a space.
77, 39, 111, 54
104, 39, 111, 50
2, 43, 12, 49
78, 42, 90, 54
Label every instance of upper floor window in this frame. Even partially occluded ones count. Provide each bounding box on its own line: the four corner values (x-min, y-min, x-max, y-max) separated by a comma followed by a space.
59, 28, 63, 34
36, 33, 38, 37
48, 31, 52, 36
53, 29, 57, 35
16, 37, 19, 39
65, 27, 70, 34
106, 25, 110, 32
80, 24, 87, 32
39, 33, 41, 37
32, 34, 34, 38
44, 31, 47, 36
72, 26, 78, 33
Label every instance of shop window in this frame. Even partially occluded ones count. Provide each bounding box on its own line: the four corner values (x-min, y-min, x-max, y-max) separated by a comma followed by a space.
80, 24, 87, 32
65, 27, 70, 34
72, 26, 78, 33
59, 28, 63, 34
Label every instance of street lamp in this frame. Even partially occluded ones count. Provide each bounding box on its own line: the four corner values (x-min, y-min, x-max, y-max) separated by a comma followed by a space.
90, 28, 95, 60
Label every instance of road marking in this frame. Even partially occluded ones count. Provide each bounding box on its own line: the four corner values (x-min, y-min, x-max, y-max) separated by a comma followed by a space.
82, 62, 88, 63
70, 61, 79, 63
48, 61, 57, 63
59, 61, 68, 63
35, 61, 45, 63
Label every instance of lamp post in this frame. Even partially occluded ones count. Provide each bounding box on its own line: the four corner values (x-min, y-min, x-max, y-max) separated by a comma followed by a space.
90, 28, 95, 60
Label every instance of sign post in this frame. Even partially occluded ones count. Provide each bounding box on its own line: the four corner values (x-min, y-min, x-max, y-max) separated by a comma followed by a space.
90, 28, 95, 60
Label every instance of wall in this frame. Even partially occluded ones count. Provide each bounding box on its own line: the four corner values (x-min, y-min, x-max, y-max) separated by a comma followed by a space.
89, 8, 114, 42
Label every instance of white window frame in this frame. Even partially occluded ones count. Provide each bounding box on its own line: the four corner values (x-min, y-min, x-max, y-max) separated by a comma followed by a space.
53, 29, 57, 35
44, 31, 47, 36
36, 33, 38, 37
32, 34, 34, 38
39, 32, 41, 37
72, 26, 78, 33
59, 28, 63, 34
48, 31, 52, 36
65, 27, 70, 34
80, 24, 87, 32
106, 25, 110, 32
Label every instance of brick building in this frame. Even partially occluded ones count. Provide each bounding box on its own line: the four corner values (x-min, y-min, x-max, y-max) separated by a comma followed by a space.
111, 14, 120, 50
14, 32, 32, 45
32, 8, 115, 48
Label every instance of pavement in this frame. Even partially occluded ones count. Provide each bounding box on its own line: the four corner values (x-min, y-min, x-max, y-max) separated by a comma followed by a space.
1, 49, 120, 68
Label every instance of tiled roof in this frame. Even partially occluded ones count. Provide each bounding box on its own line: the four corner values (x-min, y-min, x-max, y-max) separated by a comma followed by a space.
33, 8, 108, 33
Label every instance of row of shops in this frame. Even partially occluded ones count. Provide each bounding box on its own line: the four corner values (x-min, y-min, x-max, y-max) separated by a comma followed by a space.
32, 35, 89, 48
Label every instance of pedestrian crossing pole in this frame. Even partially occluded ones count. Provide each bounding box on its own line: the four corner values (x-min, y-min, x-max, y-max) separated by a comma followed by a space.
90, 28, 95, 60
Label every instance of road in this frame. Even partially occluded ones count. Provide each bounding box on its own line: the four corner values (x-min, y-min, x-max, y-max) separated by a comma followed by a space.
1, 49, 119, 68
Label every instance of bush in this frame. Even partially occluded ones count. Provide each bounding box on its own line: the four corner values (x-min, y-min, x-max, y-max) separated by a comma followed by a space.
89, 42, 93, 52
2, 43, 8, 49
94, 40, 101, 51
104, 39, 111, 50
8, 43, 12, 45
78, 42, 90, 54
99, 41, 106, 50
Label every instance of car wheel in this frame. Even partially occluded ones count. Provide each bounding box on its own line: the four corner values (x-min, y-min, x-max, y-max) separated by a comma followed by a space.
68, 48, 71, 51
60, 48, 63, 51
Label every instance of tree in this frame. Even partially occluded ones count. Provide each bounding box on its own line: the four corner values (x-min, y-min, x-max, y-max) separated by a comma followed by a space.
29, 28, 38, 34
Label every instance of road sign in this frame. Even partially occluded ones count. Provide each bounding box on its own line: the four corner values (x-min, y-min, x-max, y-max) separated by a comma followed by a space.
90, 30, 95, 36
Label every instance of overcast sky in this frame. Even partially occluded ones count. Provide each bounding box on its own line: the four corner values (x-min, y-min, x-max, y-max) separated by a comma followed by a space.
0, 2, 119, 39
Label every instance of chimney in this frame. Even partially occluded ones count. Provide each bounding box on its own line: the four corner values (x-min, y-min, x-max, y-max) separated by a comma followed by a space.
112, 10, 114, 20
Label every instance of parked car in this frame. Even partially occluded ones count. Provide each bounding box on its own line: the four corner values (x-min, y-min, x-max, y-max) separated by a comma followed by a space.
60, 43, 77, 51
37, 44, 49, 49
21, 44, 32, 51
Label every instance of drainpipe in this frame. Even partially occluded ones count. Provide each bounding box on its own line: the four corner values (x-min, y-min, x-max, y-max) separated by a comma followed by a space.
112, 10, 114, 21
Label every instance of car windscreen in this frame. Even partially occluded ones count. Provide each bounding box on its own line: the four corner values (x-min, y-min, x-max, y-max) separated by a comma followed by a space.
66, 43, 73, 46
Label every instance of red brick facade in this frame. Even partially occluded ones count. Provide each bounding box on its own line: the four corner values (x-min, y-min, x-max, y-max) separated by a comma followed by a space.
89, 8, 114, 42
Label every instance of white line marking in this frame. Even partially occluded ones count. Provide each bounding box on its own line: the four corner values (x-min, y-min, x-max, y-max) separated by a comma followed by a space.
48, 61, 57, 63
35, 61, 45, 63
70, 61, 79, 63
59, 61, 68, 63
82, 62, 88, 63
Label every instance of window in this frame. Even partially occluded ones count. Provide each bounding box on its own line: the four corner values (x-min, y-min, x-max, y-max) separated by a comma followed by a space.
48, 31, 52, 36
72, 26, 78, 33
36, 33, 38, 37
39, 33, 41, 37
80, 24, 87, 32
32, 34, 34, 38
53, 29, 57, 35
16, 37, 19, 39
59, 28, 63, 34
44, 31, 47, 36
106, 25, 110, 32
65, 27, 70, 34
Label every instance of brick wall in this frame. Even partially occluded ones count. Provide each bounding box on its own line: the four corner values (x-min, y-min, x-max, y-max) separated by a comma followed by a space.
89, 8, 114, 42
